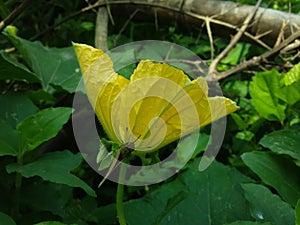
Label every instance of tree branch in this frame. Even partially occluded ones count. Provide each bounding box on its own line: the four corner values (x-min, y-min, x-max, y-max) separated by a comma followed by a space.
216, 27, 300, 80
206, 0, 262, 81
0, 0, 34, 32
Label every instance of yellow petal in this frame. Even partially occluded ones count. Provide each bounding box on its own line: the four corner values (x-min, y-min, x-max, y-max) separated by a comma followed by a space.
73, 44, 239, 152
73, 43, 129, 143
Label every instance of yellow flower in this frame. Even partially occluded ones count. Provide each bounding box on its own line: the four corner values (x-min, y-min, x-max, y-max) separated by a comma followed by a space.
73, 43, 238, 152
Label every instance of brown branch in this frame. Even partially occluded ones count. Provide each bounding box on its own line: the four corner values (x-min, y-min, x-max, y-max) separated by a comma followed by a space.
0, 0, 34, 32
206, 0, 262, 81
216, 27, 300, 80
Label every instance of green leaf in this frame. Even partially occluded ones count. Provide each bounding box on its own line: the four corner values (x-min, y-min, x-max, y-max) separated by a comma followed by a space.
224, 80, 249, 98
0, 120, 18, 156
242, 151, 300, 206
296, 199, 300, 225
221, 43, 251, 65
225, 222, 273, 225
0, 51, 40, 82
26, 90, 56, 106
242, 183, 295, 225
6, 150, 96, 197
0, 92, 38, 128
21, 180, 73, 217
4, 30, 81, 93
249, 70, 286, 123
0, 212, 16, 225
17, 107, 73, 153
125, 159, 252, 225
259, 126, 300, 161
34, 222, 76, 225
231, 113, 248, 130
276, 82, 300, 105
284, 62, 300, 86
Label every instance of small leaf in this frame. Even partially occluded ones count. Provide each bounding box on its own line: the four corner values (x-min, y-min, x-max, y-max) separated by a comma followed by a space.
221, 43, 251, 65
231, 113, 248, 130
250, 70, 286, 123
259, 125, 300, 161
0, 212, 16, 225
242, 151, 300, 206
17, 107, 73, 153
6, 150, 96, 197
284, 62, 300, 86
242, 183, 295, 225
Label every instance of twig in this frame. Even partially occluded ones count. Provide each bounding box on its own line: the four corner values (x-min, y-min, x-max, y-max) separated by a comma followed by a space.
205, 17, 214, 61
274, 21, 288, 48
206, 0, 262, 81
217, 27, 300, 80
0, 0, 34, 32
113, 8, 140, 46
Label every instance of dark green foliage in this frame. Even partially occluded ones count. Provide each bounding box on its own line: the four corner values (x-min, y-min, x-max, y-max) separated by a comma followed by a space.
0, 0, 299, 224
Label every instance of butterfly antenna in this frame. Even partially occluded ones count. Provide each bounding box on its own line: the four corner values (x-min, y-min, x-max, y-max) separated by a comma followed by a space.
98, 152, 121, 188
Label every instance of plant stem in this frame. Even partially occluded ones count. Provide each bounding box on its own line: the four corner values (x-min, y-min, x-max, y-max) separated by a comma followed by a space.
116, 164, 127, 225
11, 155, 23, 219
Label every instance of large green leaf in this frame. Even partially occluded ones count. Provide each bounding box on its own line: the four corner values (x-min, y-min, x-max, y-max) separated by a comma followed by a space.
6, 150, 96, 197
0, 51, 40, 82
0, 120, 18, 156
21, 179, 73, 217
0, 212, 16, 225
259, 125, 300, 161
17, 107, 73, 153
242, 151, 300, 206
284, 62, 300, 86
242, 183, 295, 225
0, 92, 38, 128
4, 28, 81, 93
125, 159, 252, 225
295, 199, 300, 225
249, 70, 286, 123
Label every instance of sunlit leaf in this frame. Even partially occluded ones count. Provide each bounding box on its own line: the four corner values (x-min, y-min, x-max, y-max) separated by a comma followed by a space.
250, 70, 286, 123
284, 62, 300, 86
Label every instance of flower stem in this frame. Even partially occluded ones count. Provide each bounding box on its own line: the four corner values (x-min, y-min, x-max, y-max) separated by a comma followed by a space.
116, 164, 126, 225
